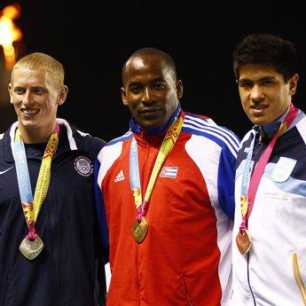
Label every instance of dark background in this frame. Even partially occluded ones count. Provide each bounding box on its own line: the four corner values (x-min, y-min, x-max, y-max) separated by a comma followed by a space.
1, 0, 305, 140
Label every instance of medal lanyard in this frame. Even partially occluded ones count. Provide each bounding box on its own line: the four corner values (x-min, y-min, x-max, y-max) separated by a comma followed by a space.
239, 104, 298, 232
129, 112, 184, 221
12, 125, 60, 240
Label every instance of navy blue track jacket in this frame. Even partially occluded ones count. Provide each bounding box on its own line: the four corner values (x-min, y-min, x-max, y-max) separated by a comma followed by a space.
0, 119, 105, 306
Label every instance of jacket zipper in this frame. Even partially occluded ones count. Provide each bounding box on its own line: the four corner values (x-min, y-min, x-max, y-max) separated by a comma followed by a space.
247, 252, 257, 306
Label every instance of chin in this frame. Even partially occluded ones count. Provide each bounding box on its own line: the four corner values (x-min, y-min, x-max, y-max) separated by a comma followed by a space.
20, 119, 43, 131
20, 119, 37, 127
250, 117, 270, 126
145, 120, 164, 128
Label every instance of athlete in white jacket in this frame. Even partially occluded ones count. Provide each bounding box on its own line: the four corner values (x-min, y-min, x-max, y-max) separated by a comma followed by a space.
232, 33, 306, 306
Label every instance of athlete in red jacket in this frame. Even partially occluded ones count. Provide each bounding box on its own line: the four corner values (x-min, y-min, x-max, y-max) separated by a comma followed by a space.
96, 48, 239, 306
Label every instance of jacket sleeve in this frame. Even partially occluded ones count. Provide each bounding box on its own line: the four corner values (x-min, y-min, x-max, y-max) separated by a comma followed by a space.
94, 158, 109, 305
94, 158, 109, 261
217, 138, 239, 220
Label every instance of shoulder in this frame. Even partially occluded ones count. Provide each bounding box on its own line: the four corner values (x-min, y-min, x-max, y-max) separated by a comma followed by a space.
183, 112, 240, 157
105, 131, 133, 146
0, 132, 5, 143
295, 110, 306, 140
57, 118, 105, 156
97, 131, 132, 163
236, 129, 256, 168
240, 129, 255, 146
0, 129, 9, 158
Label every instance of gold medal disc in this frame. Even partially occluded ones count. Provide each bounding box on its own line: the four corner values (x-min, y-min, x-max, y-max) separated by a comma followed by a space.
132, 217, 148, 244
236, 230, 252, 255
19, 235, 44, 260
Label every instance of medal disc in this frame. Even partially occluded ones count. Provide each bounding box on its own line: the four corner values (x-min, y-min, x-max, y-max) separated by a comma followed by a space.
19, 235, 44, 260
131, 217, 148, 244
236, 230, 252, 255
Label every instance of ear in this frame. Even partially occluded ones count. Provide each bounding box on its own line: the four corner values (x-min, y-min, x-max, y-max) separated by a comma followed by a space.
121, 86, 128, 106
289, 73, 299, 96
176, 80, 183, 99
58, 85, 69, 106
8, 83, 13, 104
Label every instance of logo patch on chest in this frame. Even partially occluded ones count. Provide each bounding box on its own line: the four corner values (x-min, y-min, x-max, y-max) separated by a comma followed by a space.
160, 166, 178, 179
114, 170, 125, 183
74, 156, 93, 177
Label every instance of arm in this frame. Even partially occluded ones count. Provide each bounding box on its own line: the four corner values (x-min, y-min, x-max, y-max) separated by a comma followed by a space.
94, 158, 109, 305
217, 139, 239, 220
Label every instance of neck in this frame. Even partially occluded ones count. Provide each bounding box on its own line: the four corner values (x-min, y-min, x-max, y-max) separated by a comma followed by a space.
131, 105, 182, 135
18, 123, 56, 144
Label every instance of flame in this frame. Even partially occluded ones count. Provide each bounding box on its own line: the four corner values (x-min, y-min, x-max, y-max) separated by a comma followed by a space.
0, 4, 22, 70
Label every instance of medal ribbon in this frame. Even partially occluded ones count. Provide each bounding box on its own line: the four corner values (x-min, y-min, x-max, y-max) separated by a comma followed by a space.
12, 125, 60, 240
129, 112, 184, 221
239, 104, 298, 232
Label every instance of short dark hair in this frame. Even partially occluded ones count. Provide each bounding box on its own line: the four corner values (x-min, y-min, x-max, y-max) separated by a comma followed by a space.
122, 48, 177, 85
233, 33, 298, 82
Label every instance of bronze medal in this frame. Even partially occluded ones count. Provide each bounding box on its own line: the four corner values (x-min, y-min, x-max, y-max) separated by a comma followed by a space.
19, 235, 44, 260
236, 230, 252, 255
131, 217, 148, 244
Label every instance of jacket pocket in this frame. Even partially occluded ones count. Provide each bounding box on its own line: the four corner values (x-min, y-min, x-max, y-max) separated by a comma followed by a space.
180, 274, 195, 306
1, 263, 17, 306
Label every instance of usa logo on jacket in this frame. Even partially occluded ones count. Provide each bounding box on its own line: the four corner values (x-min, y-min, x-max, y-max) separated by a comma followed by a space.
74, 156, 93, 177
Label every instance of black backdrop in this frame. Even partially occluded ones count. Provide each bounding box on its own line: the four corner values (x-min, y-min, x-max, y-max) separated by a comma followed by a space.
1, 0, 305, 140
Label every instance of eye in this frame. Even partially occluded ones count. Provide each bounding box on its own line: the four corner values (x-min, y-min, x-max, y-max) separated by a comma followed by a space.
14, 87, 25, 95
152, 80, 166, 90
32, 87, 46, 95
238, 80, 253, 89
260, 78, 276, 86
129, 83, 143, 94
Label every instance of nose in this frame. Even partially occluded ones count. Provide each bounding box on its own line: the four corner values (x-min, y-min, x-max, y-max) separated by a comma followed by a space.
141, 87, 152, 104
250, 85, 264, 101
22, 90, 32, 106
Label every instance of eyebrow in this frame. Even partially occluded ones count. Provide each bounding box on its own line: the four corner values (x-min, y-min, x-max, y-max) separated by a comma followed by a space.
239, 76, 276, 82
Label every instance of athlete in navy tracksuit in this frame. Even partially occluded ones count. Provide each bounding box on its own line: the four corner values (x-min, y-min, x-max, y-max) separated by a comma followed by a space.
0, 119, 105, 306
0, 52, 106, 306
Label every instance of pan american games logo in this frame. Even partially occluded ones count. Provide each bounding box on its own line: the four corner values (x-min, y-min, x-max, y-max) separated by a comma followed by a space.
74, 156, 93, 177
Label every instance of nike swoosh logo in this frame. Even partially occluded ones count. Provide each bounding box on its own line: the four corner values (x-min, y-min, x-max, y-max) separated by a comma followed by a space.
0, 166, 13, 175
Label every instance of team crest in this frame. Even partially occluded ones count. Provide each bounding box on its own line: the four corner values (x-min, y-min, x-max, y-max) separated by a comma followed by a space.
74, 156, 93, 177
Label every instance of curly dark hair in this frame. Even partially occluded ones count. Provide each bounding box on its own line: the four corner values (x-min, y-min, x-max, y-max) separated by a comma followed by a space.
233, 33, 298, 82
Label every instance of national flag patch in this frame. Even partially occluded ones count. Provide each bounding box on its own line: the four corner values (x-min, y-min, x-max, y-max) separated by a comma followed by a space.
159, 166, 178, 179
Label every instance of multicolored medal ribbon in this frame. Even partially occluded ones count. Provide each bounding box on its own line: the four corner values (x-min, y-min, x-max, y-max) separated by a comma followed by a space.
237, 104, 298, 255
12, 125, 60, 260
129, 111, 184, 243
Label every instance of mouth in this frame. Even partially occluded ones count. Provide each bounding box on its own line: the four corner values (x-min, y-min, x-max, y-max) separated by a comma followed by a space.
21, 108, 40, 119
139, 108, 161, 119
139, 108, 162, 116
250, 104, 268, 115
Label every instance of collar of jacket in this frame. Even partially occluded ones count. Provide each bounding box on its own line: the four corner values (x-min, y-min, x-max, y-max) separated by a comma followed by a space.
253, 107, 289, 142
129, 104, 182, 137
3, 118, 79, 163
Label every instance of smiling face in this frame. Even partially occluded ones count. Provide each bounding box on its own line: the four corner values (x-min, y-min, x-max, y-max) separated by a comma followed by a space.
9, 67, 67, 142
121, 53, 183, 129
237, 64, 299, 125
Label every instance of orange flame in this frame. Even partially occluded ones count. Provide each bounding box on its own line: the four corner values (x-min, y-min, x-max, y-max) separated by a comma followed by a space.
0, 4, 22, 70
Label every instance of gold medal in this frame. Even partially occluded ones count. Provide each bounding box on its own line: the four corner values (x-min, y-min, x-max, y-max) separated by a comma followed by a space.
131, 217, 148, 244
236, 230, 252, 255
19, 235, 44, 260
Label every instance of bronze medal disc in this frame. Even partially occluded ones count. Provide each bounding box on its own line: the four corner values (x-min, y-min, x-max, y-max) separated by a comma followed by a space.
19, 235, 44, 260
131, 217, 148, 244
236, 230, 252, 255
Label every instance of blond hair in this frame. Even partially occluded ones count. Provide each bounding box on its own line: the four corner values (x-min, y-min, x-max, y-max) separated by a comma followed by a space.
11, 52, 65, 88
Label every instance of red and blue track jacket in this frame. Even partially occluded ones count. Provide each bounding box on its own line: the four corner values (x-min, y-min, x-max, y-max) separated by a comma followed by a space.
96, 109, 239, 306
